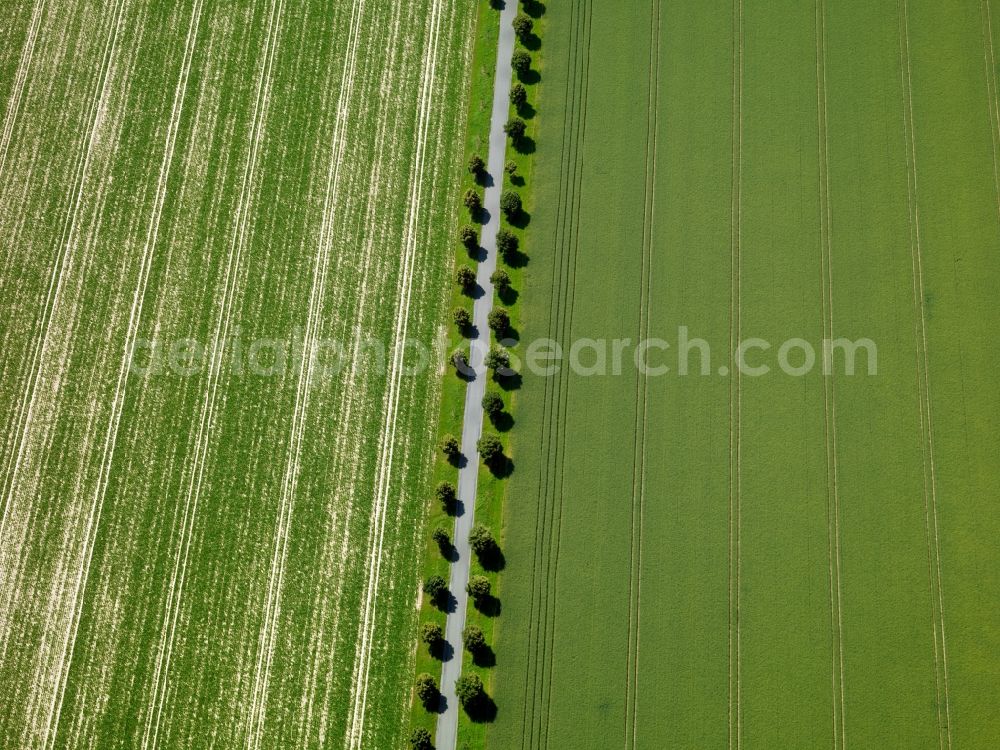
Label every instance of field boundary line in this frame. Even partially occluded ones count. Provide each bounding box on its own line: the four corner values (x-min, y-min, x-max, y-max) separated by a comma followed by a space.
242, 2, 367, 747
728, 0, 744, 747
624, 2, 660, 747
540, 4, 592, 749
519, 2, 584, 745
343, 0, 446, 745
0, 0, 47, 182
39, 2, 205, 746
814, 1, 848, 747
0, 0, 128, 560
140, 3, 286, 746
897, 2, 953, 747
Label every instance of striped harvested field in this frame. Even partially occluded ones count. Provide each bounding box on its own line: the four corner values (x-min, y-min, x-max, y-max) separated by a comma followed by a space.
0, 0, 474, 747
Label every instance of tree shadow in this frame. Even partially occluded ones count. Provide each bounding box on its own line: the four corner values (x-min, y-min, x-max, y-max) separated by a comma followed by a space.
508, 208, 532, 229
497, 285, 518, 305
485, 455, 514, 479
522, 33, 541, 51
437, 590, 458, 614
432, 693, 449, 714
490, 411, 514, 433
517, 102, 537, 120
470, 644, 496, 668
494, 371, 522, 392
501, 325, 520, 344
444, 496, 464, 517
430, 639, 455, 662
476, 171, 494, 188
473, 593, 502, 618
462, 324, 479, 340
522, 0, 545, 18
474, 207, 490, 225
518, 69, 541, 85
509, 174, 526, 187
475, 540, 506, 572
501, 247, 529, 269
448, 452, 468, 469
513, 136, 536, 155
464, 692, 498, 723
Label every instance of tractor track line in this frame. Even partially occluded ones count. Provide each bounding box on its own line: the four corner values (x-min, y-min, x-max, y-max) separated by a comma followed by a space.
0, 0, 47, 182
40, 3, 204, 747
897, 1, 952, 746
344, 0, 445, 745
140, 3, 285, 745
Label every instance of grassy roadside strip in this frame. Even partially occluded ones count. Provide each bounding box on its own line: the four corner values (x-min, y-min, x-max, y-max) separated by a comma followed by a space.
406, 2, 500, 742
461, 5, 547, 748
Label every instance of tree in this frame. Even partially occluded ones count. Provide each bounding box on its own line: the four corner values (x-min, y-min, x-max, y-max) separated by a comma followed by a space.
504, 117, 526, 142
455, 673, 484, 711
432, 526, 451, 552
513, 13, 534, 42
451, 349, 469, 374
511, 50, 531, 77
505, 160, 518, 176
496, 228, 519, 261
464, 188, 482, 213
440, 434, 460, 459
435, 481, 456, 510
500, 191, 522, 219
468, 153, 485, 175
482, 391, 504, 418
456, 264, 476, 291
466, 574, 491, 603
484, 346, 510, 373
490, 268, 511, 293
415, 673, 439, 711
477, 435, 503, 465
458, 224, 478, 251
488, 307, 510, 335
463, 625, 487, 654
453, 307, 472, 330
420, 621, 444, 649
409, 728, 434, 750
469, 524, 496, 557
509, 82, 527, 110
423, 575, 447, 604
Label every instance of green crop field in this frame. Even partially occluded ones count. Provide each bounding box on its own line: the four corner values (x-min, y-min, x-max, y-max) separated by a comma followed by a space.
0, 0, 475, 747
491, 1, 1000, 748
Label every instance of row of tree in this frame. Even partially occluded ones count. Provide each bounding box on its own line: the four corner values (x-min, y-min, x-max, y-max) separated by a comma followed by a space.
411, 4, 541, 746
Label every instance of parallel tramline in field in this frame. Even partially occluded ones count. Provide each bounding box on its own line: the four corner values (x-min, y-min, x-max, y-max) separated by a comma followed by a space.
492, 1, 1000, 748
0, 0, 475, 747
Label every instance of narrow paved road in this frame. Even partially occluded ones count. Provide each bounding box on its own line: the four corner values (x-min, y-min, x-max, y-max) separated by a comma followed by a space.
436, 2, 517, 748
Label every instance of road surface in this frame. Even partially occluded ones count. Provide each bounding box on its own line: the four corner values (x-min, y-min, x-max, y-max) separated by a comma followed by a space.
435, 1, 517, 747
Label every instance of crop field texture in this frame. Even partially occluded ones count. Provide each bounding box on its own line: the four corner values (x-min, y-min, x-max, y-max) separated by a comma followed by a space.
492, 0, 1000, 748
0, 0, 474, 747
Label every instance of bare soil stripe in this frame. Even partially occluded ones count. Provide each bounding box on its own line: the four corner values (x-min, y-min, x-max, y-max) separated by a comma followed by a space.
40, 4, 205, 747
242, 3, 366, 746
0, 0, 128, 553
343, 1, 446, 745
140, 4, 285, 745
0, 0, 47, 182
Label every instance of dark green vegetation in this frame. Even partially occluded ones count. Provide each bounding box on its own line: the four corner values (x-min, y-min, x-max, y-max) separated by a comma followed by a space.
490, 1, 1000, 748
